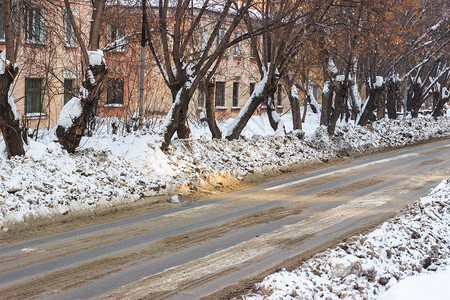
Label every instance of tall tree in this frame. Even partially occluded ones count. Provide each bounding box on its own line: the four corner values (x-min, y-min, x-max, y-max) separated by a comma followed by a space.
0, 0, 25, 158
144, 0, 253, 151
226, 0, 333, 140
56, 0, 107, 152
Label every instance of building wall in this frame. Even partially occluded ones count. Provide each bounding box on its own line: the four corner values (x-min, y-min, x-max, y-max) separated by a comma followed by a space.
1, 3, 323, 131
1, 0, 91, 129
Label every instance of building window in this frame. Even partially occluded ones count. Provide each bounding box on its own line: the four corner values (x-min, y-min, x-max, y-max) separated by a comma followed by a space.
108, 24, 125, 52
233, 30, 241, 57
25, 78, 43, 114
199, 26, 207, 52
217, 28, 226, 49
215, 81, 225, 107
277, 84, 283, 107
63, 79, 74, 104
106, 78, 124, 106
64, 9, 76, 48
25, 5, 46, 44
250, 82, 255, 96
198, 90, 204, 108
0, 4, 4, 42
232, 82, 239, 107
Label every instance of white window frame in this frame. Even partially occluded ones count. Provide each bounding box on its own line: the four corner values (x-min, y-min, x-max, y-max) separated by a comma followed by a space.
25, 5, 46, 45
199, 26, 207, 52
107, 24, 125, 52
233, 30, 241, 57
64, 9, 77, 48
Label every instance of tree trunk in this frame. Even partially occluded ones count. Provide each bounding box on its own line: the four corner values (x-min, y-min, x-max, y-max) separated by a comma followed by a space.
56, 63, 107, 152
0, 64, 25, 158
176, 99, 191, 139
349, 80, 360, 121
386, 80, 399, 119
204, 80, 222, 139
320, 81, 334, 127
306, 90, 319, 114
328, 82, 347, 135
225, 94, 266, 140
376, 90, 386, 120
358, 84, 384, 126
266, 94, 277, 131
288, 85, 301, 130
432, 91, 447, 119
160, 87, 189, 151
302, 93, 308, 123
409, 82, 422, 118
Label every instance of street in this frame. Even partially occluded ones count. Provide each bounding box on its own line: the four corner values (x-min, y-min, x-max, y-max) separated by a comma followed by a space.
0, 140, 449, 300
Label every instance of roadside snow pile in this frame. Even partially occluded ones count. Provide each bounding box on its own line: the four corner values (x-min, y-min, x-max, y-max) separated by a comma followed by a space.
0, 115, 449, 229
331, 116, 449, 154
0, 139, 166, 227
244, 178, 450, 300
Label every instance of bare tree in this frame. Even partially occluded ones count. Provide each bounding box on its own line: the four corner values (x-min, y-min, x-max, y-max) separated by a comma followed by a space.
143, 0, 253, 151
226, 0, 333, 140
0, 0, 25, 157
55, 0, 107, 152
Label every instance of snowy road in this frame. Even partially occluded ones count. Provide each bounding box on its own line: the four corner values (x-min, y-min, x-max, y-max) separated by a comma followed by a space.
0, 140, 449, 299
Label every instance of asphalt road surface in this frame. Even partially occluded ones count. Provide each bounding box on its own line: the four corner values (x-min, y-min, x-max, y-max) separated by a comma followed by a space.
0, 139, 449, 299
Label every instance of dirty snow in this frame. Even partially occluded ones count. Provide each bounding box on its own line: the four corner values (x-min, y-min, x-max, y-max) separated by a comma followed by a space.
0, 113, 449, 230
245, 177, 450, 299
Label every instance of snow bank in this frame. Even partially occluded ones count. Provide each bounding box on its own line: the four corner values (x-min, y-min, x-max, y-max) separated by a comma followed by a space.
0, 115, 449, 229
245, 177, 450, 299
379, 268, 450, 300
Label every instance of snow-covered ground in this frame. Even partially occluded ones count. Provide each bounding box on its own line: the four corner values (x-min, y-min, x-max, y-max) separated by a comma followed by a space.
0, 112, 449, 230
244, 177, 450, 300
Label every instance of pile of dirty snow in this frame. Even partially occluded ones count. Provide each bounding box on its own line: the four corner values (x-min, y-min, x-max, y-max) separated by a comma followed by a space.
0, 114, 449, 229
244, 177, 450, 300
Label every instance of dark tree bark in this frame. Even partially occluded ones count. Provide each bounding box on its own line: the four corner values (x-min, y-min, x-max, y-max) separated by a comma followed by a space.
288, 85, 302, 130
409, 81, 423, 118
266, 94, 278, 131
358, 83, 384, 126
386, 79, 399, 119
176, 96, 191, 139
307, 93, 319, 114
56, 0, 107, 152
0, 64, 25, 157
56, 64, 107, 152
203, 80, 222, 139
376, 89, 386, 119
320, 81, 334, 127
432, 91, 448, 119
328, 82, 347, 135
0, 0, 25, 158
225, 91, 269, 140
